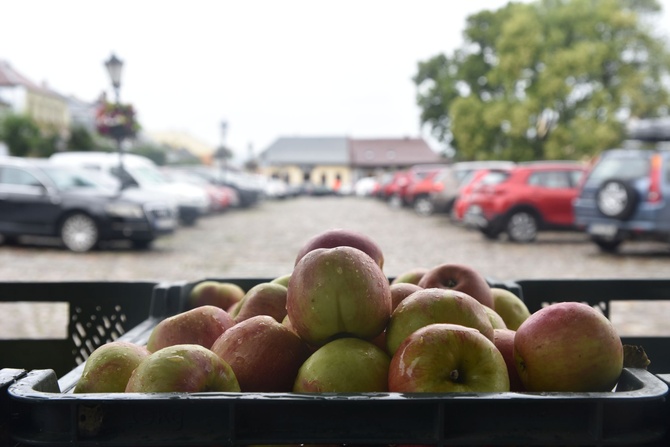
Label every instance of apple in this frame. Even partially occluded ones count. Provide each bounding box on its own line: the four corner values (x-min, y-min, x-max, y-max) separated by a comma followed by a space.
385, 288, 494, 355
293, 337, 390, 393
232, 282, 288, 324
146, 305, 235, 352
491, 287, 531, 331
389, 282, 423, 311
492, 328, 525, 391
514, 301, 624, 392
211, 315, 310, 392
187, 280, 245, 311
388, 323, 509, 393
125, 344, 240, 393
294, 228, 385, 270
391, 267, 429, 285
417, 263, 494, 308
484, 305, 507, 329
73, 341, 150, 393
270, 273, 292, 288
287, 246, 392, 347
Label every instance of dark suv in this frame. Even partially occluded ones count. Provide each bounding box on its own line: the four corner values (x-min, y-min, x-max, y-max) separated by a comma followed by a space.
573, 147, 670, 252
0, 157, 177, 252
467, 161, 586, 242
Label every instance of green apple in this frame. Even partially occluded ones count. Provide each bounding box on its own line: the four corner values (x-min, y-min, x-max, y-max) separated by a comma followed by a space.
211, 315, 310, 392
293, 337, 390, 393
287, 246, 392, 347
491, 287, 531, 330
294, 228, 385, 270
417, 263, 494, 308
74, 341, 150, 393
385, 288, 494, 356
388, 323, 509, 393
391, 267, 429, 285
232, 282, 288, 323
484, 305, 507, 329
270, 273, 292, 288
493, 328, 525, 391
125, 344, 240, 393
146, 305, 235, 352
514, 301, 624, 392
187, 280, 245, 311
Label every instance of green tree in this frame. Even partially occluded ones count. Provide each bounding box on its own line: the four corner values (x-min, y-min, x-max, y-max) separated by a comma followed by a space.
414, 0, 670, 161
67, 125, 97, 151
0, 114, 42, 157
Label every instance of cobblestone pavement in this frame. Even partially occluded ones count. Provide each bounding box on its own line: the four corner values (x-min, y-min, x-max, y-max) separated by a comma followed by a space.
2, 196, 670, 337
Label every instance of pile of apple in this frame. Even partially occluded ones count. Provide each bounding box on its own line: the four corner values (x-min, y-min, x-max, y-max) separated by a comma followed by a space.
74, 229, 624, 395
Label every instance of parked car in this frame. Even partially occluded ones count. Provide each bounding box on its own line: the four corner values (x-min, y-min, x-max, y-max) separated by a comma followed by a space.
49, 152, 210, 226
354, 176, 378, 197
161, 167, 236, 212
263, 177, 290, 199
403, 165, 452, 216
573, 147, 670, 252
452, 167, 511, 224
383, 164, 446, 208
185, 166, 263, 208
466, 161, 586, 242
0, 157, 177, 252
429, 161, 517, 215
378, 169, 411, 204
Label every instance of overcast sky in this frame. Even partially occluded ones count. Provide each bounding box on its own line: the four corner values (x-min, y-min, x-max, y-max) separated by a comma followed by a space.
3, 0, 669, 162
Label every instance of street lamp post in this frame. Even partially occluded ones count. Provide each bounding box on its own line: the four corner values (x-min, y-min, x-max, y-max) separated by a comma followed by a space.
104, 53, 124, 171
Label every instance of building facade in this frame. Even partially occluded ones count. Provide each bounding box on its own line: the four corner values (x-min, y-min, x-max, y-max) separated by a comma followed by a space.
0, 60, 71, 139
259, 136, 352, 190
259, 135, 442, 190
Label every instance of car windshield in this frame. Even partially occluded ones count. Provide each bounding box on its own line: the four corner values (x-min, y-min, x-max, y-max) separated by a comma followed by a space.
481, 170, 510, 185
129, 166, 169, 185
40, 166, 107, 190
586, 155, 650, 186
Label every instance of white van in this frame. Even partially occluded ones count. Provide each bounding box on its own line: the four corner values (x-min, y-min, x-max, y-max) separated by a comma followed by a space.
49, 151, 210, 225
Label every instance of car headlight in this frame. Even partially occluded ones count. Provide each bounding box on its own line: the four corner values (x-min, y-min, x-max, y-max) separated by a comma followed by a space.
105, 203, 146, 218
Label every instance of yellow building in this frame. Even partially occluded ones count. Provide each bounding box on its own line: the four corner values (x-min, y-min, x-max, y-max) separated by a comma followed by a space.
258, 136, 352, 191
146, 129, 216, 164
0, 60, 70, 139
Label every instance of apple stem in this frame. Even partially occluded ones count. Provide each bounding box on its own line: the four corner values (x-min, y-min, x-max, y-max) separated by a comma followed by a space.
449, 369, 459, 381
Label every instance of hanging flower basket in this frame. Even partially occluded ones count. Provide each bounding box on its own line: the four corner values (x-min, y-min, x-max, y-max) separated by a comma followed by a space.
95, 102, 140, 140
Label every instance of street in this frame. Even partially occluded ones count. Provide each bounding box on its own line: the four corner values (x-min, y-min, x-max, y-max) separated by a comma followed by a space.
2, 195, 670, 337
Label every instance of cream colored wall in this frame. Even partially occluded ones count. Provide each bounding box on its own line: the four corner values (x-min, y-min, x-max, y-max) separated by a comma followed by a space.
261, 164, 352, 189
25, 90, 70, 136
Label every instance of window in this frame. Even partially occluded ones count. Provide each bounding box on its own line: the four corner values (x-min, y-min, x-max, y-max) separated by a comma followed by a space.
528, 171, 570, 188
0, 167, 43, 187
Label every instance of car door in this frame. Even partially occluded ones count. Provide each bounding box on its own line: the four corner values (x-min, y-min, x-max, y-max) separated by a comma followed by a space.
0, 166, 62, 235
526, 169, 581, 226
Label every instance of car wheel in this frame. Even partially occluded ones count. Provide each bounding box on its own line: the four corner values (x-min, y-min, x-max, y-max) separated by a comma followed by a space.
414, 196, 434, 216
596, 179, 638, 220
60, 213, 99, 253
506, 211, 538, 243
591, 236, 623, 253
388, 194, 402, 208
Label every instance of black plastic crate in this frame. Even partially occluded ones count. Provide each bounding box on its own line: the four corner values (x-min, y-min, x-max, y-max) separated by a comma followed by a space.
0, 281, 160, 378
5, 367, 668, 446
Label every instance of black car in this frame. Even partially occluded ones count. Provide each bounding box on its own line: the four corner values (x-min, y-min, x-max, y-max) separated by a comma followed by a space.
179, 166, 263, 208
0, 157, 178, 252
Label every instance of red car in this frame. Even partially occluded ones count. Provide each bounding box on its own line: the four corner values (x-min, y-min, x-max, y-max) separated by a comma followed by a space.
452, 168, 507, 223
389, 164, 448, 208
466, 162, 586, 242
404, 166, 451, 215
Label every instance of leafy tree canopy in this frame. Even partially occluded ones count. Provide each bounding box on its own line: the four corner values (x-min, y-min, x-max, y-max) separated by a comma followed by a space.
414, 0, 670, 161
